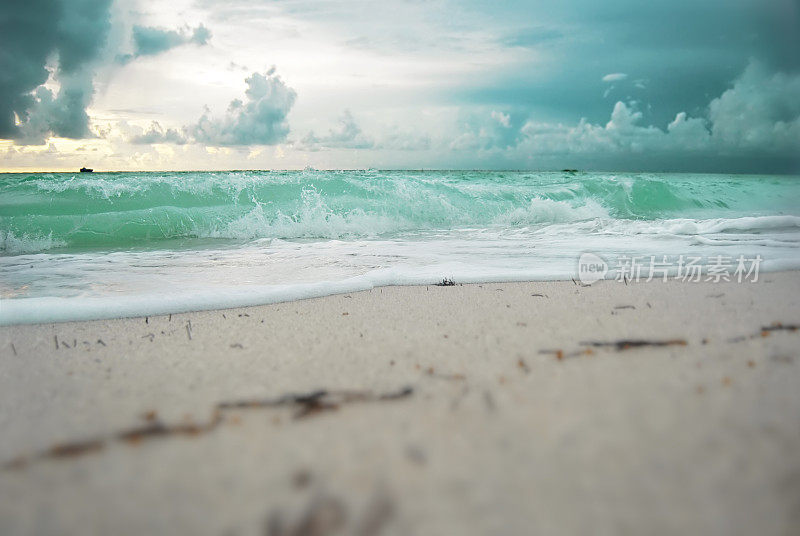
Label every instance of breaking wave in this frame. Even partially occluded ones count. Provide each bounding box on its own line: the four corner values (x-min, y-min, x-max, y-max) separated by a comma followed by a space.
2, 170, 798, 253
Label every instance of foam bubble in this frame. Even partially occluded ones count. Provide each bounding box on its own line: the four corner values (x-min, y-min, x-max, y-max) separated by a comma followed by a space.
494, 197, 609, 226
0, 231, 66, 255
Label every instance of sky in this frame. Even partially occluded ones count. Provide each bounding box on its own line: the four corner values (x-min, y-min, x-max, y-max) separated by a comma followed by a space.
0, 0, 798, 172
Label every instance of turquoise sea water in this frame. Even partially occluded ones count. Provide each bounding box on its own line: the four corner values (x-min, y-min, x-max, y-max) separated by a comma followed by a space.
1, 170, 799, 324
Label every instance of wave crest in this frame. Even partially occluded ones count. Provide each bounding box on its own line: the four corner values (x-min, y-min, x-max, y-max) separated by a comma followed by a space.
2, 171, 799, 253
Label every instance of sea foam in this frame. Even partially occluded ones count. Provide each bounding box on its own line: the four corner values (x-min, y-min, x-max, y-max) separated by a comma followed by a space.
2, 170, 799, 324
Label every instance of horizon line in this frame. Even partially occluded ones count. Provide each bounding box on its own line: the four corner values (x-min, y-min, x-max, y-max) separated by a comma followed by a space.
1, 168, 799, 176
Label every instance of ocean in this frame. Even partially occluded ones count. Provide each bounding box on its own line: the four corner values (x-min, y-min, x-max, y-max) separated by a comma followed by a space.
1, 170, 799, 324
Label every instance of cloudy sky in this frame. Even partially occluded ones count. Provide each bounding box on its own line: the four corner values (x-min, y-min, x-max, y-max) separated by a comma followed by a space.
1, 0, 798, 172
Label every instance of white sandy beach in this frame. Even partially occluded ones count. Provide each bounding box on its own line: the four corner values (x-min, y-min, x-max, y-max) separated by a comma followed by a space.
1, 273, 799, 535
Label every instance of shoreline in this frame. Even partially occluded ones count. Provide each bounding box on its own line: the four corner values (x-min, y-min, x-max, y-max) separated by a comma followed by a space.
1, 273, 799, 534
4, 267, 800, 326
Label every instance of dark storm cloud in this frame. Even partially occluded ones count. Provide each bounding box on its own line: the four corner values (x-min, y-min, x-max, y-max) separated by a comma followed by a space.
19, 75, 96, 142
446, 62, 800, 173
117, 24, 211, 64
456, 0, 800, 128
202, 0, 797, 133
189, 0, 798, 170
0, 0, 112, 141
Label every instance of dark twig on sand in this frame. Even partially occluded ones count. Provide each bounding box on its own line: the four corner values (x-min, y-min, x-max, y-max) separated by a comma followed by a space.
726, 322, 800, 343
539, 348, 594, 360
220, 386, 414, 419
761, 323, 799, 333
422, 365, 465, 381
579, 339, 687, 351
47, 439, 105, 458
3, 386, 414, 470
117, 416, 222, 444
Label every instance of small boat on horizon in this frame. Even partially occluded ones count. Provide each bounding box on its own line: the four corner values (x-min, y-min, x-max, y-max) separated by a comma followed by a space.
80, 167, 93, 173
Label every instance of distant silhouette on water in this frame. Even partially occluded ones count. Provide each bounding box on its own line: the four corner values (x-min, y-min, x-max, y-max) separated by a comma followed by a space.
79, 167, 93, 173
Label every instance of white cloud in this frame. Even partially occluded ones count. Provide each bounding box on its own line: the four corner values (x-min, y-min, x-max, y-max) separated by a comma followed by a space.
491, 62, 799, 163
297, 109, 434, 152
516, 100, 711, 157
491, 111, 511, 127
129, 121, 187, 145
602, 73, 628, 83
188, 68, 297, 146
121, 68, 298, 148
708, 62, 800, 154
298, 110, 373, 151
448, 109, 524, 151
